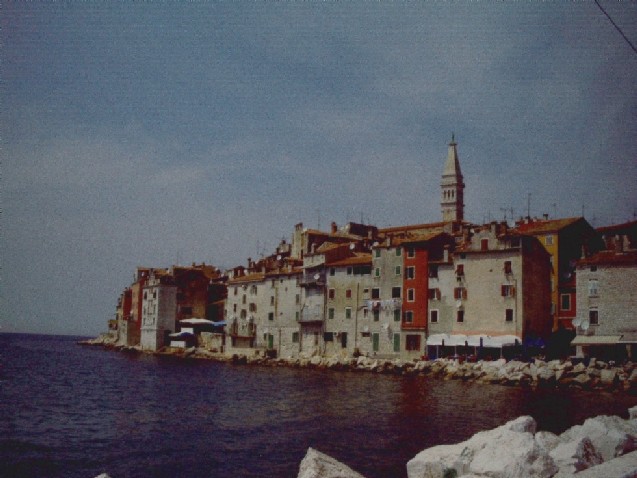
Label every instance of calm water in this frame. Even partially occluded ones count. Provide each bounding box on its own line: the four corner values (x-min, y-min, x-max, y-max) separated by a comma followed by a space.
1, 334, 636, 478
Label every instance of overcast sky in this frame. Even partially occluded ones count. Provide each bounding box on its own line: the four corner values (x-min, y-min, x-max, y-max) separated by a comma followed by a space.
2, 2, 636, 336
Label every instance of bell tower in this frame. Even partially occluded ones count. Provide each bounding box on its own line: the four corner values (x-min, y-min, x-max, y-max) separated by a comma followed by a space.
441, 134, 465, 222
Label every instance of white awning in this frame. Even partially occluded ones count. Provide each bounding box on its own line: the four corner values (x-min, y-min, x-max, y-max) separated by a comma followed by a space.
571, 335, 621, 346
426, 334, 521, 348
180, 318, 215, 325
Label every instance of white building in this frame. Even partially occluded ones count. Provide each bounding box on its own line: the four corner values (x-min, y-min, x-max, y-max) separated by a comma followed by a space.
140, 271, 177, 351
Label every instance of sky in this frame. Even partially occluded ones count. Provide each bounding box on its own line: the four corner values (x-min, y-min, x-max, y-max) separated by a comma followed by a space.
2, 2, 636, 336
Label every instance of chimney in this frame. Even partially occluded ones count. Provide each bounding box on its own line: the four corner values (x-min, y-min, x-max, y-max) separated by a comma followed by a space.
444, 245, 450, 263
331, 222, 338, 234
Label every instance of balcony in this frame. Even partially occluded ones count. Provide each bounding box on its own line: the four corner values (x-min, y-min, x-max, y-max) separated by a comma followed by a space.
299, 271, 326, 288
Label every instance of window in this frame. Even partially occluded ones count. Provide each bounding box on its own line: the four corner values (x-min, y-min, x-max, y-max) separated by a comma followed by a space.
505, 309, 514, 322
371, 288, 380, 299
296, 294, 300, 304
588, 280, 599, 297
372, 333, 380, 352
233, 287, 238, 296
481, 239, 489, 251
233, 304, 237, 312
429, 265, 438, 278
268, 312, 274, 321
393, 309, 401, 321
345, 307, 352, 319
375, 267, 381, 277
455, 264, 464, 276
589, 309, 599, 325
330, 268, 335, 276
545, 235, 554, 246
373, 309, 380, 321
404, 311, 413, 323
395, 265, 401, 276
242, 295, 246, 304
295, 311, 299, 321
430, 310, 439, 323
590, 265, 597, 272
407, 247, 415, 258
328, 288, 335, 300
362, 308, 368, 318
250, 285, 257, 295
270, 296, 275, 306
240, 309, 247, 319
292, 332, 299, 343
347, 267, 353, 275
407, 288, 415, 302
504, 261, 512, 274
501, 285, 515, 297
406, 335, 421, 351
328, 308, 335, 320
454, 287, 467, 300
456, 310, 464, 323
396, 248, 402, 257
392, 287, 402, 299
406, 266, 415, 279
374, 249, 381, 258
560, 294, 571, 311
249, 303, 257, 312
393, 333, 400, 352
428, 288, 441, 300
346, 289, 352, 299
323, 332, 334, 342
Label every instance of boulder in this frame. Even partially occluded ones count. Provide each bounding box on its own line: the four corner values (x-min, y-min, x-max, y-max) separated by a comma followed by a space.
535, 431, 561, 452
407, 416, 558, 478
559, 415, 637, 461
549, 436, 603, 473
600, 369, 618, 387
297, 448, 366, 478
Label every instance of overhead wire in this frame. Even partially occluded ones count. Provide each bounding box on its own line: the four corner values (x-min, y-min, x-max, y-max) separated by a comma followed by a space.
594, 0, 637, 56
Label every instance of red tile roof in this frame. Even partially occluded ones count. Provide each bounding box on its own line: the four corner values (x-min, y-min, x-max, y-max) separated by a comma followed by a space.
578, 250, 637, 266
325, 254, 372, 267
514, 217, 582, 234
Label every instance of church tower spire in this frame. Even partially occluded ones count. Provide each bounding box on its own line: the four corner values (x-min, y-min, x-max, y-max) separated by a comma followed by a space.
441, 133, 465, 222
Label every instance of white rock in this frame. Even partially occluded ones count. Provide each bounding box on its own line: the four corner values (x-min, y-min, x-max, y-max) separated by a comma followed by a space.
407, 416, 556, 478
560, 415, 637, 461
549, 436, 603, 473
535, 431, 561, 452
469, 429, 557, 478
297, 447, 366, 478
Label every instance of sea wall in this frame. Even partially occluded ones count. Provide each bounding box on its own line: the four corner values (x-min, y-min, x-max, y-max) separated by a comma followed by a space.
220, 351, 637, 393
81, 336, 637, 393
297, 407, 637, 478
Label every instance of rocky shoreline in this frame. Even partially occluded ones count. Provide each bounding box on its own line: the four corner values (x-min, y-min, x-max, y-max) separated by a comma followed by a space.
299, 406, 637, 478
81, 336, 637, 393
94, 408, 637, 478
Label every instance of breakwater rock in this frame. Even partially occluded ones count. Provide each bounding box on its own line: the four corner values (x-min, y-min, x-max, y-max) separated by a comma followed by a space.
84, 339, 637, 393
297, 407, 637, 478
225, 353, 637, 393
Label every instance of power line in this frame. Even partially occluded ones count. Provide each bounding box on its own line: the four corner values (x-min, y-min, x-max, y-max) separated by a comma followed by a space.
594, 0, 637, 56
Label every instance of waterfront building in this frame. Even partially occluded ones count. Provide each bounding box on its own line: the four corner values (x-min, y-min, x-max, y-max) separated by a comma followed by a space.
370, 238, 406, 356
573, 223, 637, 361
115, 288, 132, 346
426, 222, 552, 358
400, 232, 456, 358
140, 269, 177, 351
324, 253, 373, 357
514, 217, 602, 331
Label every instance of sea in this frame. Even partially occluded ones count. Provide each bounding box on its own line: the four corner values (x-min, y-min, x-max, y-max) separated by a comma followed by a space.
1, 333, 636, 478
